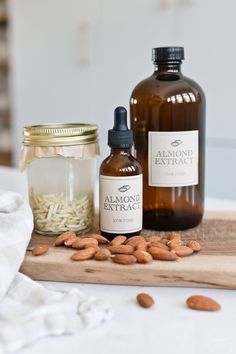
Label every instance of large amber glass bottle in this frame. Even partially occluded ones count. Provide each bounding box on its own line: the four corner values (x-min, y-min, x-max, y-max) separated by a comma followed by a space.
130, 47, 205, 231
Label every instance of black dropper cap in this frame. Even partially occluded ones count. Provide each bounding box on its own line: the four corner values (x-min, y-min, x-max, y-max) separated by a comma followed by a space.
108, 107, 133, 148
152, 46, 184, 63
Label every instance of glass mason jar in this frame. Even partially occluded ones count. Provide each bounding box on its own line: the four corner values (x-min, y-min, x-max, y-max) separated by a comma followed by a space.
20, 123, 99, 235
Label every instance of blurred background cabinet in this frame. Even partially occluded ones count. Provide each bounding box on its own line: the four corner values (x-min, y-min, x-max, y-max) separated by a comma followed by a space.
6, 0, 236, 199
0, 0, 11, 165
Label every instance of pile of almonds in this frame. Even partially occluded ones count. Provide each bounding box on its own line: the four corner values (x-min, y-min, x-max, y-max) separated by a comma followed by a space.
32, 231, 201, 265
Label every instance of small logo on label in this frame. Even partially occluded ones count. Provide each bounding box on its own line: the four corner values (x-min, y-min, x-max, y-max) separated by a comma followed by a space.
118, 185, 131, 193
171, 139, 182, 147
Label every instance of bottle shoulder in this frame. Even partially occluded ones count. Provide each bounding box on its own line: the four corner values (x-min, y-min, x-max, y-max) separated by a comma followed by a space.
131, 72, 205, 103
100, 153, 142, 176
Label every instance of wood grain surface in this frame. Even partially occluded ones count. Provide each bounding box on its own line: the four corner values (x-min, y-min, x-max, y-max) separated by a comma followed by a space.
20, 211, 236, 289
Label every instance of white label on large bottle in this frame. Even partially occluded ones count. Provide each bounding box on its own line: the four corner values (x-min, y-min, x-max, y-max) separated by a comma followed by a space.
99, 174, 143, 233
148, 131, 198, 187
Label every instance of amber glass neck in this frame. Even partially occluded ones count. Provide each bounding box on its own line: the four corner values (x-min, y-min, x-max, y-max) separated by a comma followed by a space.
110, 148, 131, 155
154, 61, 182, 73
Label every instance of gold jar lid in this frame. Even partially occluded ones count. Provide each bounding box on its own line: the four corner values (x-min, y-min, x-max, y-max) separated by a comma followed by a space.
23, 123, 98, 146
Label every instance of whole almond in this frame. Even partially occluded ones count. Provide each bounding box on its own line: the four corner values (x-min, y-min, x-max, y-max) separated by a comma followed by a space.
137, 293, 154, 308
149, 241, 169, 251
32, 245, 49, 256
166, 232, 181, 241
84, 244, 100, 252
87, 233, 109, 244
186, 240, 201, 252
125, 236, 145, 247
54, 231, 76, 246
110, 235, 127, 246
64, 235, 78, 247
148, 247, 178, 261
109, 244, 134, 254
112, 254, 137, 265
94, 248, 111, 261
186, 295, 221, 311
173, 246, 193, 257
135, 240, 148, 251
167, 239, 184, 249
72, 237, 98, 249
159, 239, 169, 245
133, 250, 152, 264
71, 247, 96, 261
147, 235, 161, 243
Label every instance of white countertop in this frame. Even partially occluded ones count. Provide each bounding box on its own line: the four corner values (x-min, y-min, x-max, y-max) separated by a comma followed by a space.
1, 166, 236, 354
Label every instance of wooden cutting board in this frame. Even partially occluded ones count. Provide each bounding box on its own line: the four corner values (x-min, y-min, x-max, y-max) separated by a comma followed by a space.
20, 211, 236, 289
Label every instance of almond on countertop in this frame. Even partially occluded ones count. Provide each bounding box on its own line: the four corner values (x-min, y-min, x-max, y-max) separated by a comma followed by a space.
136, 293, 155, 308
186, 295, 221, 311
94, 248, 111, 261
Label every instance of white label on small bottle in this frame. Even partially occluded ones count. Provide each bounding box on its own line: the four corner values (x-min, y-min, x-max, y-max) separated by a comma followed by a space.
99, 174, 143, 233
148, 131, 198, 187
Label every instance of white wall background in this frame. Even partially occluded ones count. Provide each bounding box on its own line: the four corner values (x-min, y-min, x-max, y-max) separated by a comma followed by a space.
8, 0, 236, 199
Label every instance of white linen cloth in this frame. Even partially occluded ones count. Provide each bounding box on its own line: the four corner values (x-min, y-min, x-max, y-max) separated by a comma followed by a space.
0, 190, 112, 353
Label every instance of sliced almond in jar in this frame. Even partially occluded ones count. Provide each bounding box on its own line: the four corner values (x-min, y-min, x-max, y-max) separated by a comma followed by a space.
186, 240, 201, 252
71, 247, 96, 261
87, 233, 109, 244
133, 250, 152, 264
110, 235, 127, 246
112, 254, 137, 265
54, 231, 76, 246
173, 246, 193, 257
94, 248, 111, 261
72, 237, 98, 249
186, 295, 221, 311
108, 244, 134, 255
125, 236, 145, 247
137, 293, 155, 308
32, 245, 49, 256
148, 247, 178, 261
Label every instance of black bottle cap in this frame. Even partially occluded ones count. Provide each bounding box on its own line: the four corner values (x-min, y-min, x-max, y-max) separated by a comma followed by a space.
152, 46, 185, 63
108, 107, 133, 148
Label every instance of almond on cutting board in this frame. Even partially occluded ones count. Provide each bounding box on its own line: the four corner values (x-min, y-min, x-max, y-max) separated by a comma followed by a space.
147, 235, 161, 243
136, 293, 155, 308
148, 247, 178, 261
173, 246, 194, 257
94, 248, 111, 261
110, 235, 127, 246
54, 231, 76, 246
32, 245, 49, 256
186, 295, 221, 311
148, 241, 169, 251
166, 232, 181, 241
71, 237, 98, 249
133, 250, 152, 264
186, 240, 201, 252
108, 244, 134, 255
125, 236, 145, 247
87, 233, 109, 244
71, 247, 96, 261
167, 238, 184, 249
112, 254, 137, 265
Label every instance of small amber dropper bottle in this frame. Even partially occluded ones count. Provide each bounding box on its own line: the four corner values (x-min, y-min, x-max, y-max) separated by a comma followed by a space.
99, 106, 143, 240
